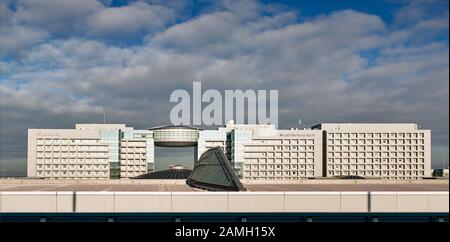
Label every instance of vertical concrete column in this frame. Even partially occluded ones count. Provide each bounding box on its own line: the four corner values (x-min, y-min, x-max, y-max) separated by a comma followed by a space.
340, 192, 369, 212
56, 191, 74, 212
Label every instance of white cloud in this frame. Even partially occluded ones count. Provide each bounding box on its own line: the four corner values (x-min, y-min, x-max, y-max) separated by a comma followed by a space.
0, 24, 49, 56
87, 2, 176, 38
13, 0, 103, 33
23, 38, 135, 68
414, 14, 449, 31
151, 11, 239, 50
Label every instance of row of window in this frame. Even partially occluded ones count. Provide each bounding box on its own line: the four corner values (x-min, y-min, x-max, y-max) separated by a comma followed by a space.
120, 164, 147, 168
328, 145, 424, 151
36, 171, 108, 176
328, 170, 425, 176
153, 130, 198, 139
120, 160, 147, 164
37, 138, 150, 147
245, 145, 315, 151
44, 177, 110, 179
36, 164, 108, 169
328, 139, 425, 145
120, 143, 147, 148
328, 132, 425, 139
120, 154, 147, 159
328, 164, 425, 170
120, 148, 147, 152
327, 151, 425, 158
36, 139, 101, 145
245, 152, 316, 158
36, 145, 108, 151
245, 158, 316, 164
244, 164, 315, 170
120, 169, 147, 173
132, 133, 152, 138
252, 139, 316, 145
328, 157, 425, 164
243, 171, 316, 177
36, 152, 108, 158
36, 158, 109, 164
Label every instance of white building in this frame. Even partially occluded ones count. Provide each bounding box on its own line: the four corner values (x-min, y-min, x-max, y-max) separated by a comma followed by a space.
312, 123, 431, 179
27, 122, 431, 180
198, 122, 323, 180
119, 129, 154, 178
27, 124, 154, 179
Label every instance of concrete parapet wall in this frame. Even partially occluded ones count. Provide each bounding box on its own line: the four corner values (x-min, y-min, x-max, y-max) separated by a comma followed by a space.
1, 192, 58, 212
114, 192, 172, 212
0, 191, 448, 213
229, 192, 285, 212
285, 192, 341, 212
396, 192, 449, 213
75, 192, 115, 212
172, 192, 228, 212
56, 192, 73, 212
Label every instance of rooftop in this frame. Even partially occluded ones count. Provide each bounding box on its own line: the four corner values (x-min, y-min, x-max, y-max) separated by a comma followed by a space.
148, 125, 202, 131
311, 123, 423, 131
0, 179, 447, 192
132, 166, 192, 180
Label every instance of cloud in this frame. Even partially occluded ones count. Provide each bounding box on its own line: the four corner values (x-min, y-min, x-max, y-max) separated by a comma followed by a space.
1, 0, 179, 54
0, 1, 13, 23
0, 24, 49, 56
86, 2, 176, 39
0, 1, 49, 56
23, 38, 135, 69
414, 14, 449, 31
13, 0, 103, 34
151, 11, 239, 51
394, 0, 447, 25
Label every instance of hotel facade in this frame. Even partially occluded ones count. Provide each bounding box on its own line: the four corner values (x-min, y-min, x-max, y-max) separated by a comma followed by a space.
27, 122, 431, 180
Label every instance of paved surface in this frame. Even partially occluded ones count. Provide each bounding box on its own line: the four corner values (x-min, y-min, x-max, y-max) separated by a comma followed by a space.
0, 182, 447, 191
245, 183, 449, 191
0, 183, 197, 191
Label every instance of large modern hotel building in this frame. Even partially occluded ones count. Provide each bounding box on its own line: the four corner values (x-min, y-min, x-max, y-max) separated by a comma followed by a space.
27, 122, 431, 180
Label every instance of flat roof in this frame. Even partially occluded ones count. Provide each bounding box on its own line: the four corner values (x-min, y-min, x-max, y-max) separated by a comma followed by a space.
0, 179, 447, 192
245, 183, 449, 191
148, 125, 202, 131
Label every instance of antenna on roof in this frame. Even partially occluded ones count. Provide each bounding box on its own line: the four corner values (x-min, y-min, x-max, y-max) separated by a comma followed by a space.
103, 110, 106, 124
443, 151, 446, 170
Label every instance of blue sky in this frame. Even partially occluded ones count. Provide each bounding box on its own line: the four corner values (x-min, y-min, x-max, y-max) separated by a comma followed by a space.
264, 0, 402, 21
0, 0, 448, 175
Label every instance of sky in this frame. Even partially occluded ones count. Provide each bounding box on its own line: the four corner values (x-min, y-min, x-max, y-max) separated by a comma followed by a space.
0, 0, 448, 175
